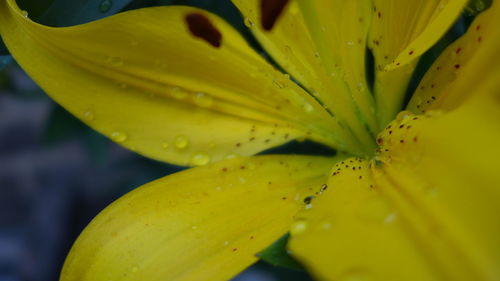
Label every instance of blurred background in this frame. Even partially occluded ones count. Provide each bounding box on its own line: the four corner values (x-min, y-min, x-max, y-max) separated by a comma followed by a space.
0, 0, 488, 280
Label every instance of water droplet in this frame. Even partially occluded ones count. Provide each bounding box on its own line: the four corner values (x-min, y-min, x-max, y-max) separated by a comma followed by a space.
244, 17, 254, 28
131, 266, 139, 273
99, 0, 113, 13
174, 136, 189, 149
21, 10, 28, 18
223, 241, 230, 246
347, 41, 355, 46
357, 82, 365, 92
290, 220, 308, 235
191, 153, 210, 166
302, 103, 314, 113
225, 153, 240, 160
272, 79, 285, 89
191, 225, 198, 230
161, 142, 169, 149
111, 131, 127, 143
83, 111, 95, 121
171, 87, 188, 100
239, 177, 246, 183
475, 0, 486, 11
322, 221, 332, 230
357, 196, 396, 224
106, 56, 123, 66
194, 92, 214, 108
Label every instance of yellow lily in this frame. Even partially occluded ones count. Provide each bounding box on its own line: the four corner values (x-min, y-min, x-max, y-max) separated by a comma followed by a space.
1, 0, 499, 280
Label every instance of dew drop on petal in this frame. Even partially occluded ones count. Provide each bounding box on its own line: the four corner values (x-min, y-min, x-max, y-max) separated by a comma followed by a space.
272, 79, 285, 89
225, 153, 240, 160
194, 92, 214, 107
244, 17, 254, 28
290, 220, 308, 236
99, 0, 113, 13
174, 136, 189, 149
83, 110, 95, 121
171, 87, 188, 100
131, 266, 139, 273
191, 153, 210, 166
111, 131, 127, 143
21, 10, 28, 18
161, 142, 169, 149
302, 103, 314, 113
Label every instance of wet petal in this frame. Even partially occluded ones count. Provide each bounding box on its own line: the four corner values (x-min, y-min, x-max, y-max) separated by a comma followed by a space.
408, 1, 500, 114
61, 155, 335, 281
369, 0, 467, 126
290, 95, 500, 280
0, 0, 350, 165
232, 0, 378, 153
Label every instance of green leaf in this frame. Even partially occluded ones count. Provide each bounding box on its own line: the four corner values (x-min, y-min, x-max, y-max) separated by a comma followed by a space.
257, 233, 304, 271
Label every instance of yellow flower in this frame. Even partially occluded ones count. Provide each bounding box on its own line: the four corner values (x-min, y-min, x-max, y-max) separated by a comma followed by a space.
1, 0, 499, 280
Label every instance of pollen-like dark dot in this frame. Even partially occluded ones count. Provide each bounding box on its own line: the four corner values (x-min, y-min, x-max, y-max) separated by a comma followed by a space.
303, 195, 315, 204
377, 11, 382, 18
320, 184, 328, 192
400, 139, 405, 143
409, 50, 414, 55
185, 13, 222, 48
454, 64, 461, 69
456, 47, 462, 54
260, 0, 289, 31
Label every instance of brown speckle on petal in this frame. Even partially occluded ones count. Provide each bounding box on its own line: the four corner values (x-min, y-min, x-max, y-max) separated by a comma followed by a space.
260, 0, 289, 31
185, 13, 222, 48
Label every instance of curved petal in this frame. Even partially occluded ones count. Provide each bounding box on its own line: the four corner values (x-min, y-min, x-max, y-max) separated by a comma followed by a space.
368, 0, 467, 126
408, 1, 500, 114
0, 0, 353, 166
289, 94, 500, 280
232, 0, 378, 153
61, 155, 335, 281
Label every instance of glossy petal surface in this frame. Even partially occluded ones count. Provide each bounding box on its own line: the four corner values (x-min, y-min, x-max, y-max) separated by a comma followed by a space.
289, 94, 500, 280
0, 0, 345, 165
61, 155, 334, 281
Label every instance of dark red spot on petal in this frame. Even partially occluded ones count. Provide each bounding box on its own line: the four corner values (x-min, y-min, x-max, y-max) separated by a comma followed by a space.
260, 0, 289, 31
454, 64, 461, 69
455, 47, 462, 54
409, 50, 414, 55
185, 13, 222, 48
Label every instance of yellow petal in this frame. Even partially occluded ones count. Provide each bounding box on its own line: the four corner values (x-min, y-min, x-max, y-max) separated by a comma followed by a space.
408, 1, 500, 114
61, 155, 335, 281
289, 157, 438, 281
290, 94, 500, 280
0, 0, 353, 165
232, 0, 378, 153
369, 0, 467, 126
